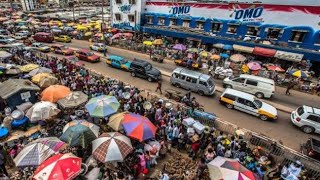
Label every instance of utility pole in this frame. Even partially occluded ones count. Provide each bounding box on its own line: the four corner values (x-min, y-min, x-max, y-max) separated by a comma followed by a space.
101, 0, 107, 56
134, 10, 137, 41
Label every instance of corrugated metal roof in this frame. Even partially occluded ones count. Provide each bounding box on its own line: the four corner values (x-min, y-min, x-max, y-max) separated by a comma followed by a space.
0, 79, 40, 99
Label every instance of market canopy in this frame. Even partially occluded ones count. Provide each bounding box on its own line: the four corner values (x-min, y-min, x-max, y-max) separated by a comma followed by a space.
57, 91, 88, 109
107, 112, 128, 131
0, 51, 12, 59
28, 67, 52, 76
41, 85, 71, 103
26, 101, 60, 122
252, 47, 276, 57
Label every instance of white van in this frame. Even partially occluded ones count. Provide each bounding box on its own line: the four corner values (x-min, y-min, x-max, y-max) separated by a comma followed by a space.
220, 88, 278, 121
170, 67, 215, 96
223, 74, 275, 98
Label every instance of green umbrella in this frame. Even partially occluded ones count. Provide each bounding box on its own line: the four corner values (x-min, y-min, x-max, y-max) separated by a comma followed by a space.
85, 95, 120, 117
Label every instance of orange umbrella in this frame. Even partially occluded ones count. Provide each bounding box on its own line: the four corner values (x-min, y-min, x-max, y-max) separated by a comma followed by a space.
41, 85, 71, 103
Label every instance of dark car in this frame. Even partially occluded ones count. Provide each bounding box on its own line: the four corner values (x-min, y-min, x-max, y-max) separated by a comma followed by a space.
129, 59, 161, 82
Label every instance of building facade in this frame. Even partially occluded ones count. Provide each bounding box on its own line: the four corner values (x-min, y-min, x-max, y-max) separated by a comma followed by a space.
110, 0, 144, 31
138, 1, 320, 64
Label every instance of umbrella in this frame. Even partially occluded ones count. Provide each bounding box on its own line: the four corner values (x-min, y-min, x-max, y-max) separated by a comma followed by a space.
60, 120, 99, 148
230, 54, 246, 63
14, 137, 66, 167
112, 33, 122, 39
31, 73, 51, 83
223, 44, 233, 50
200, 51, 209, 57
220, 53, 230, 59
121, 113, 157, 142
143, 41, 153, 46
267, 65, 285, 72
20, 25, 28, 29
19, 64, 39, 72
211, 54, 221, 60
207, 156, 259, 180
187, 48, 198, 53
26, 101, 60, 122
33, 153, 82, 180
247, 61, 262, 71
39, 76, 59, 88
152, 39, 163, 45
94, 33, 103, 37
41, 85, 71, 103
289, 70, 309, 78
123, 33, 133, 37
28, 67, 52, 76
173, 44, 186, 51
85, 95, 120, 117
0, 51, 12, 59
92, 132, 133, 163
57, 91, 88, 109
108, 112, 128, 131
5, 68, 21, 75
84, 32, 92, 36
144, 140, 161, 152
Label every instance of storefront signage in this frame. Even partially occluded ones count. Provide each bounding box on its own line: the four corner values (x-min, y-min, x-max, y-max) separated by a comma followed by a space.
233, 7, 264, 22
119, 4, 132, 13
274, 50, 304, 62
170, 5, 191, 15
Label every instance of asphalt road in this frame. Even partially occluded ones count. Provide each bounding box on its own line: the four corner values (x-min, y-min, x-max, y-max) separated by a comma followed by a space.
46, 39, 320, 150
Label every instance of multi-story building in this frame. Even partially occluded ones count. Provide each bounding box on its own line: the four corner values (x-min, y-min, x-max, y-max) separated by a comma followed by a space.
111, 0, 320, 67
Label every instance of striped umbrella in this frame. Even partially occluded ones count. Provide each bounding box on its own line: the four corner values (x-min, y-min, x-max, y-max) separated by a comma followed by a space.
121, 113, 157, 142
92, 132, 133, 163
60, 120, 99, 148
14, 137, 66, 167
85, 95, 120, 117
267, 65, 285, 72
289, 70, 309, 78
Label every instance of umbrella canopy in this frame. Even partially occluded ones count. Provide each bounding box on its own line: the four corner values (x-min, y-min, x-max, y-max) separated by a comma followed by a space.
41, 85, 71, 103
173, 44, 186, 51
143, 41, 153, 46
152, 39, 163, 45
28, 67, 52, 76
107, 112, 128, 131
14, 137, 66, 167
31, 73, 51, 83
208, 156, 259, 180
112, 33, 122, 39
57, 91, 88, 109
0, 51, 12, 59
220, 53, 230, 59
19, 64, 39, 72
211, 54, 221, 60
289, 70, 309, 78
187, 48, 198, 53
247, 61, 262, 71
223, 44, 233, 50
267, 65, 285, 72
39, 76, 59, 88
5, 68, 21, 75
26, 101, 60, 122
60, 120, 99, 148
123, 33, 133, 37
92, 132, 133, 163
33, 153, 82, 180
200, 51, 209, 57
85, 95, 120, 117
230, 54, 246, 63
121, 113, 157, 142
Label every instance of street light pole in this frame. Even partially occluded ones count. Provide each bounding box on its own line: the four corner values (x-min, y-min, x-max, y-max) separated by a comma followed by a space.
101, 0, 107, 56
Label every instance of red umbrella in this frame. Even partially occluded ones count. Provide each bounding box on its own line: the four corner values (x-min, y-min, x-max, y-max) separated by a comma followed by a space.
33, 153, 82, 180
267, 65, 285, 72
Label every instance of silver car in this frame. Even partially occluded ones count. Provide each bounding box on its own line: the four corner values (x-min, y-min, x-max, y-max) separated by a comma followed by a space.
291, 105, 320, 134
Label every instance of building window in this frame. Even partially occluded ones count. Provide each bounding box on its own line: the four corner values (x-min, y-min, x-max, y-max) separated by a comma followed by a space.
246, 26, 259, 36
227, 24, 238, 34
182, 20, 190, 28
212, 22, 222, 33
290, 30, 307, 43
115, 0, 122, 4
128, 14, 135, 22
196, 21, 204, 30
266, 28, 282, 40
170, 18, 177, 26
147, 16, 153, 24
115, 13, 121, 21
158, 17, 165, 25
128, 0, 136, 4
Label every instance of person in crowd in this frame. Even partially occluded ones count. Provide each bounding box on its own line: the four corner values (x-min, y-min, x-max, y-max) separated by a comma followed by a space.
0, 145, 8, 176
155, 80, 162, 94
196, 158, 207, 179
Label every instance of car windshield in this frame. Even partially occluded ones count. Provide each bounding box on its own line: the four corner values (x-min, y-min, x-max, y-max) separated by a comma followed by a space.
120, 59, 127, 64
145, 64, 152, 70
253, 99, 263, 108
87, 52, 94, 56
231, 75, 240, 80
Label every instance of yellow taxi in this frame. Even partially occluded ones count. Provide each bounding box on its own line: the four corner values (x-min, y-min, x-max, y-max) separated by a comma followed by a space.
54, 35, 72, 43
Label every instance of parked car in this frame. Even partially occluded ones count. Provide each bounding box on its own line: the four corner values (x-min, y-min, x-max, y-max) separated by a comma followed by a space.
0, 35, 16, 44
129, 59, 161, 82
33, 32, 54, 43
90, 43, 107, 52
106, 55, 131, 70
291, 105, 320, 134
0, 29, 9, 36
62, 56, 84, 66
51, 44, 74, 55
54, 35, 72, 43
220, 88, 278, 121
31, 42, 51, 52
223, 74, 275, 98
75, 49, 100, 62
19, 30, 31, 37
13, 32, 28, 40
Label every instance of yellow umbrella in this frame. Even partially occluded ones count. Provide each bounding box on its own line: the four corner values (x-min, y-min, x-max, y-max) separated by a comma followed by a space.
77, 26, 88, 31
241, 64, 249, 73
32, 73, 51, 83
85, 32, 92, 36
19, 64, 39, 72
211, 54, 221, 61
143, 41, 153, 46
107, 112, 128, 131
153, 39, 163, 45
200, 51, 209, 57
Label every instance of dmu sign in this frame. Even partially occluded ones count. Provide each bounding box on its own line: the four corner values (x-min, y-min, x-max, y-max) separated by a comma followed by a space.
170, 5, 191, 15
234, 7, 264, 22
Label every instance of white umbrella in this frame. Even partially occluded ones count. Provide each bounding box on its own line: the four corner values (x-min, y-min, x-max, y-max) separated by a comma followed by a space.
28, 67, 52, 76
26, 101, 60, 122
92, 132, 133, 163
230, 54, 246, 63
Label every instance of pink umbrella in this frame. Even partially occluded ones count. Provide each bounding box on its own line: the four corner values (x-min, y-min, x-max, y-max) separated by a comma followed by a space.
173, 44, 186, 51
247, 61, 262, 71
123, 33, 133, 37
111, 33, 122, 39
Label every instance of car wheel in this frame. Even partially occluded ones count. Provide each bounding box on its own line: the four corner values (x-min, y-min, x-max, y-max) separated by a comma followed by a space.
147, 77, 153, 82
225, 84, 232, 89
226, 103, 233, 109
255, 92, 264, 99
301, 126, 314, 134
131, 72, 136, 77
175, 83, 181, 88
260, 115, 269, 121
198, 90, 204, 96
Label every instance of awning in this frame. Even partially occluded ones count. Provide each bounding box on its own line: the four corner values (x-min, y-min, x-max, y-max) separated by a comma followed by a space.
274, 50, 304, 62
213, 43, 224, 48
233, 45, 254, 53
252, 47, 276, 57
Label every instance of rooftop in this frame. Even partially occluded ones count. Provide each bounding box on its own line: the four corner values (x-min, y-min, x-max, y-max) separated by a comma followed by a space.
0, 79, 40, 99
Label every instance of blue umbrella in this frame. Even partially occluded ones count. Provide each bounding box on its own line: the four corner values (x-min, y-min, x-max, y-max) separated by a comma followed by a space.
85, 95, 120, 117
0, 126, 9, 139
223, 44, 233, 50
220, 53, 230, 59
